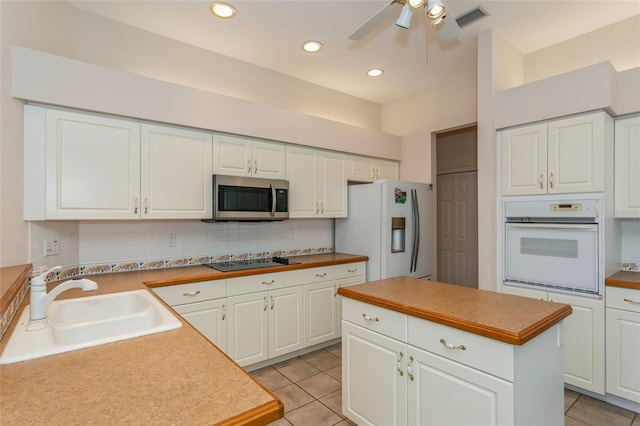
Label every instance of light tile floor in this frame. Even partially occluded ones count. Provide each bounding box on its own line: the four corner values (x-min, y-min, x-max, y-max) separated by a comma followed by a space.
251, 343, 640, 426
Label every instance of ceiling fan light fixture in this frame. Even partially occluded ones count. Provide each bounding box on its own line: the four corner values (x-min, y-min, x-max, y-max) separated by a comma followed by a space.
426, 0, 445, 20
367, 68, 384, 77
430, 14, 446, 29
302, 40, 323, 53
408, 0, 426, 9
209, 2, 236, 19
395, 3, 413, 29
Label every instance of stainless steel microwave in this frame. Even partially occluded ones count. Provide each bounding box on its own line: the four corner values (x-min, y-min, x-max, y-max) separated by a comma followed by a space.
211, 175, 289, 221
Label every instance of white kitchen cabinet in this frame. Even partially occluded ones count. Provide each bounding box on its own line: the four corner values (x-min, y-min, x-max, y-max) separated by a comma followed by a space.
606, 286, 640, 403
342, 320, 407, 426
152, 280, 227, 351
614, 115, 640, 217
347, 155, 399, 182
335, 263, 366, 338
500, 111, 611, 196
141, 123, 213, 219
173, 299, 227, 352
303, 266, 339, 346
25, 106, 213, 220
342, 297, 563, 426
501, 285, 605, 394
212, 134, 286, 179
226, 270, 304, 366
286, 146, 347, 218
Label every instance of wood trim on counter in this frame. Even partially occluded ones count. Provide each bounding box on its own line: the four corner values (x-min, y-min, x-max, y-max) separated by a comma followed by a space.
215, 400, 284, 426
605, 271, 640, 290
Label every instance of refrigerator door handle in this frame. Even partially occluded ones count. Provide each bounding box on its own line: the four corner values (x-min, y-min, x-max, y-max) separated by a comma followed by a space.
412, 189, 420, 273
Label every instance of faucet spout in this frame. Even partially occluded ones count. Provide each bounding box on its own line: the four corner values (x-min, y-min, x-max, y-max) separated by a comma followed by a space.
27, 266, 98, 331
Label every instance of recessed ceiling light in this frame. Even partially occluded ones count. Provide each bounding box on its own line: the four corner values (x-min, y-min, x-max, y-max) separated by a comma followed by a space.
367, 68, 384, 77
302, 41, 323, 53
210, 2, 236, 19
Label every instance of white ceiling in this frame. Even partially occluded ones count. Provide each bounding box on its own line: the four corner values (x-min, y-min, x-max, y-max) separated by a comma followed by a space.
69, 1, 640, 104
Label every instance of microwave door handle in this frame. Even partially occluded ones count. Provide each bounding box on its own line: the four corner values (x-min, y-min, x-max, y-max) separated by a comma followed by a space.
270, 184, 276, 217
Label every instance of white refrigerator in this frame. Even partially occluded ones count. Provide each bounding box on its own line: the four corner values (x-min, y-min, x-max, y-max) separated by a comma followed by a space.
335, 180, 433, 281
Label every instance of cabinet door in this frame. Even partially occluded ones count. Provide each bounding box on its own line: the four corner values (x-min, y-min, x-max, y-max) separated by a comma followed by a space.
547, 112, 606, 194
614, 115, 640, 217
252, 141, 286, 179
173, 299, 226, 352
268, 286, 304, 358
226, 292, 268, 366
304, 281, 339, 346
606, 308, 640, 403
318, 152, 347, 218
141, 124, 212, 219
342, 321, 407, 426
376, 159, 400, 180
500, 123, 547, 196
286, 146, 319, 217
45, 108, 141, 219
212, 134, 252, 177
407, 346, 513, 426
347, 156, 375, 182
550, 293, 605, 394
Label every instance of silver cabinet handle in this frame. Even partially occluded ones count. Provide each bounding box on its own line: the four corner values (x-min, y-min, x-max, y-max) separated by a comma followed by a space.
347, 268, 357, 273
134, 197, 139, 215
254, 159, 258, 174
407, 355, 414, 381
396, 351, 404, 376
334, 284, 338, 297
270, 295, 275, 310
221, 304, 226, 321
315, 272, 327, 278
247, 159, 251, 173
263, 296, 268, 311
624, 298, 640, 304
362, 313, 379, 322
549, 171, 555, 189
144, 197, 149, 214
182, 290, 201, 297
539, 172, 544, 190
261, 280, 275, 285
440, 338, 466, 351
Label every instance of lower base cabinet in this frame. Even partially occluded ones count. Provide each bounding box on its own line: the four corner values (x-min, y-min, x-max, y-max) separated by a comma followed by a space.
501, 285, 605, 394
342, 298, 564, 426
173, 298, 227, 352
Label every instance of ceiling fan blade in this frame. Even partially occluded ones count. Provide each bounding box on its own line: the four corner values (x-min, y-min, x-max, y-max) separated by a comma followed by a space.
436, 14, 461, 41
349, 0, 403, 41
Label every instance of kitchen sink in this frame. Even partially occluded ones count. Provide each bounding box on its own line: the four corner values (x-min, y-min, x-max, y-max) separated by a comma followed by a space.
0, 290, 182, 364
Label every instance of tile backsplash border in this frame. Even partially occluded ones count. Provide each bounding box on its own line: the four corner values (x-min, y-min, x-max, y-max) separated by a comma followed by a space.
0, 247, 332, 341
622, 260, 640, 271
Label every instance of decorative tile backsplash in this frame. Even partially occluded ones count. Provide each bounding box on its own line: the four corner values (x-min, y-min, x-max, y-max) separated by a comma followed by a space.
622, 260, 639, 272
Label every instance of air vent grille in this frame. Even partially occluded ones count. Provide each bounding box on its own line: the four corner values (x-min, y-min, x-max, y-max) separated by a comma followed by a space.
455, 6, 488, 28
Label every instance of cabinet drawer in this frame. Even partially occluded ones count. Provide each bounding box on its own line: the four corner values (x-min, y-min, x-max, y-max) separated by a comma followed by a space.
337, 262, 366, 278
153, 280, 226, 306
302, 266, 337, 284
227, 270, 302, 296
408, 316, 514, 381
342, 298, 406, 341
607, 286, 640, 313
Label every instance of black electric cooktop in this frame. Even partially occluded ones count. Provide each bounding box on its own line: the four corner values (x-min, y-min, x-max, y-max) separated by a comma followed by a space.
205, 256, 300, 272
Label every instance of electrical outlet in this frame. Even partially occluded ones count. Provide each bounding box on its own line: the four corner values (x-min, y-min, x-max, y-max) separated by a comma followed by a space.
168, 233, 176, 248
43, 239, 60, 256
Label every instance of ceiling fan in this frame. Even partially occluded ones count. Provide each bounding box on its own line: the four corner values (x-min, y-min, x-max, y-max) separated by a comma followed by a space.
349, 0, 462, 42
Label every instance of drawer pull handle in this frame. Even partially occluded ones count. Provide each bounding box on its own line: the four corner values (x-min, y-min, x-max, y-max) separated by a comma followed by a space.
316, 272, 327, 278
362, 313, 379, 322
347, 268, 357, 273
261, 280, 275, 285
623, 298, 640, 304
183, 290, 201, 297
440, 338, 466, 351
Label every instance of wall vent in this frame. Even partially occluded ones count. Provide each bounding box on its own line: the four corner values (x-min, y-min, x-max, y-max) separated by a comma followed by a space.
455, 6, 489, 28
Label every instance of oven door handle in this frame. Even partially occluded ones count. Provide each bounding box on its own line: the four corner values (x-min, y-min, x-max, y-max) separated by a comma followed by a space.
505, 223, 597, 231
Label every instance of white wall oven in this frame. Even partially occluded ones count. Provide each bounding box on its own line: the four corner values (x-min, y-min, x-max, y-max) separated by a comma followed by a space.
503, 196, 603, 297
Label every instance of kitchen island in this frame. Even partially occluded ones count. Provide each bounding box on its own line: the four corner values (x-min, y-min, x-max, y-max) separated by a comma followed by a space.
0, 253, 366, 425
338, 276, 573, 426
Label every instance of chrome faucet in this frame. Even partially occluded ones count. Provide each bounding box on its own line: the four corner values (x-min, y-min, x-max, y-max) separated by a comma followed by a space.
27, 266, 98, 331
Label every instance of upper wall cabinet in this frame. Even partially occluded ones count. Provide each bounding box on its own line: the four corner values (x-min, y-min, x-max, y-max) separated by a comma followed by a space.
24, 106, 212, 220
614, 115, 640, 218
347, 156, 399, 182
212, 134, 286, 179
286, 146, 347, 218
500, 111, 612, 196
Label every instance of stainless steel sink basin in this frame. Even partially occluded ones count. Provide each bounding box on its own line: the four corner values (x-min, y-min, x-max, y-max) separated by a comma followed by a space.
0, 290, 182, 364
